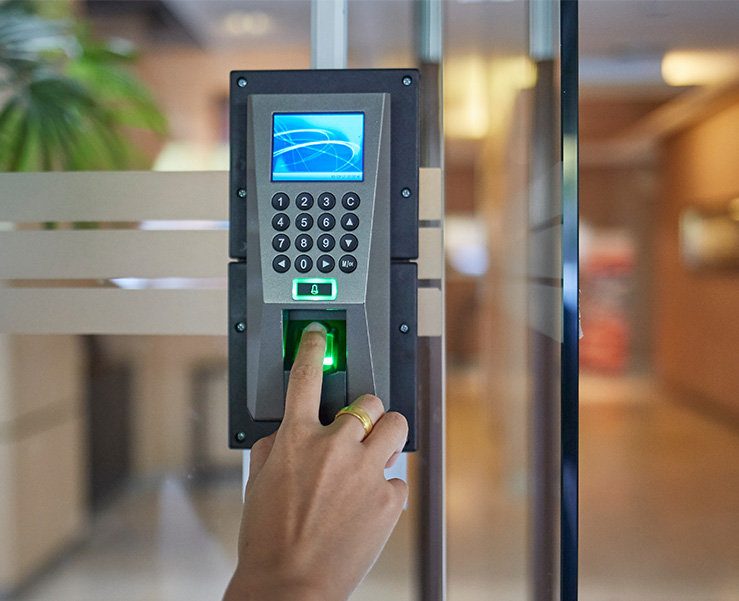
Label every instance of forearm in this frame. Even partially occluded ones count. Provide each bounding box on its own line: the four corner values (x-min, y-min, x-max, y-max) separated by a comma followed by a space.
223, 571, 329, 601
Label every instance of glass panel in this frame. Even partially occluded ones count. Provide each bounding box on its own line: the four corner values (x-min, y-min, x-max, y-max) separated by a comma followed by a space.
579, 1, 739, 599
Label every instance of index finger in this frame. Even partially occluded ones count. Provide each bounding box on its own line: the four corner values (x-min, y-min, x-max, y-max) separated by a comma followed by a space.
284, 322, 327, 425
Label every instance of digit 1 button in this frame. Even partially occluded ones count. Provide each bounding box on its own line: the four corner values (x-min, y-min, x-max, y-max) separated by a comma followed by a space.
295, 255, 313, 273
341, 192, 360, 210
317, 255, 335, 273
272, 213, 290, 231
340, 234, 358, 252
318, 213, 336, 231
272, 234, 290, 252
318, 192, 336, 210
339, 255, 357, 273
341, 213, 359, 231
272, 192, 289, 210
296, 192, 314, 210
273, 255, 290, 273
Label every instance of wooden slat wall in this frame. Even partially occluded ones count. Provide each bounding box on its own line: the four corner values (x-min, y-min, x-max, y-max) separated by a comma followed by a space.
0, 171, 229, 335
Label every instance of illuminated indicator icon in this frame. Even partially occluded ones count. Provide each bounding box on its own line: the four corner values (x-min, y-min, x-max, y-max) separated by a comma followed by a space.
323, 333, 336, 370
292, 278, 337, 300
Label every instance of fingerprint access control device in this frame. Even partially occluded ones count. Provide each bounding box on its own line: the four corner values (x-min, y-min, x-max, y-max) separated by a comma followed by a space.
228, 70, 419, 451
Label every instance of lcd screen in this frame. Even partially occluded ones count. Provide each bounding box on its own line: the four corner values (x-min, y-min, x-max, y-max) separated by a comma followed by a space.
272, 113, 364, 182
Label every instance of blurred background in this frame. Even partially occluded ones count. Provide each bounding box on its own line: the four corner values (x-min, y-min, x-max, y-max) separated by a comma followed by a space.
1, 0, 739, 600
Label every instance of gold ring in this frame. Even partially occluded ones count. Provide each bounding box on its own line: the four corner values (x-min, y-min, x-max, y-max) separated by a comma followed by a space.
335, 405, 374, 437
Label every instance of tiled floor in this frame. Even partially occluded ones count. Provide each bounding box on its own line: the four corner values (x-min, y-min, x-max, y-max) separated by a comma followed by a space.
14, 368, 739, 601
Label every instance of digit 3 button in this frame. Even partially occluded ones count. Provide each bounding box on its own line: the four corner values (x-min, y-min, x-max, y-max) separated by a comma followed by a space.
273, 255, 290, 273
339, 255, 357, 273
317, 255, 335, 273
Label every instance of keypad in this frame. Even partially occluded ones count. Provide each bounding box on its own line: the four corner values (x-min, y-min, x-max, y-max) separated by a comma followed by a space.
273, 234, 290, 252
317, 213, 336, 231
272, 193, 289, 210
341, 213, 359, 231
272, 213, 290, 231
296, 192, 314, 210
317, 234, 335, 252
318, 193, 336, 210
340, 234, 357, 252
295, 234, 313, 252
296, 214, 313, 231
342, 192, 360, 210
270, 191, 363, 275
295, 255, 313, 273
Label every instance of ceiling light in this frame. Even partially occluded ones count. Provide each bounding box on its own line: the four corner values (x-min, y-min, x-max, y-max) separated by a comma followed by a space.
223, 11, 272, 37
662, 50, 739, 86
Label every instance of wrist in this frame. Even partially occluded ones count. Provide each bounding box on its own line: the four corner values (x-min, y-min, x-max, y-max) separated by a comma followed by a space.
224, 571, 329, 601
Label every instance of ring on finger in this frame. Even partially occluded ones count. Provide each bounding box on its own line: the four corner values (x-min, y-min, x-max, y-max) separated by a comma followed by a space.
335, 405, 374, 438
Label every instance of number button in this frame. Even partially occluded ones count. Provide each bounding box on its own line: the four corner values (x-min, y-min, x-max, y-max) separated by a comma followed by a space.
340, 234, 358, 252
318, 192, 336, 210
272, 234, 290, 252
295, 234, 313, 252
296, 192, 314, 210
318, 213, 336, 231
272, 193, 289, 210
317, 255, 335, 273
317, 234, 335, 252
296, 214, 314, 231
272, 213, 290, 231
295, 255, 313, 273
339, 255, 357, 273
273, 255, 290, 273
342, 192, 360, 210
341, 213, 359, 231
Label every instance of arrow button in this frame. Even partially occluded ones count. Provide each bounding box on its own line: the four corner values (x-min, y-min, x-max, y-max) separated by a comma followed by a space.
272, 255, 290, 273
317, 255, 335, 273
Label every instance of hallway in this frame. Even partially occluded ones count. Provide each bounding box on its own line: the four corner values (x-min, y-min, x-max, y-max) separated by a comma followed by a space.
12, 368, 739, 601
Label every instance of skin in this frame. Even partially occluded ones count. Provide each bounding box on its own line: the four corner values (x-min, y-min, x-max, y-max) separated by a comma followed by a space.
223, 323, 409, 601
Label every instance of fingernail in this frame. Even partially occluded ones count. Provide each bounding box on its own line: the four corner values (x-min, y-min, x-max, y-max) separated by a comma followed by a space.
303, 322, 326, 335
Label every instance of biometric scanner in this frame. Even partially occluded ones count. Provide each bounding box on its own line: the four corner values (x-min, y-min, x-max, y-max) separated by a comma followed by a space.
228, 69, 419, 451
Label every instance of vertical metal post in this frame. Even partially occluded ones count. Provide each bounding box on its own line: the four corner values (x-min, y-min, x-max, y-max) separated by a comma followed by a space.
560, 1, 579, 599
415, 2, 446, 601
528, 2, 560, 600
311, 0, 348, 69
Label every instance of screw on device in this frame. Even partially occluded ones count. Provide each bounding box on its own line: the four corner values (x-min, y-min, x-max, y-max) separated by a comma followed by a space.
237, 188, 246, 198
399, 324, 409, 334
235, 322, 246, 333
236, 432, 246, 442
402, 76, 413, 86
237, 78, 247, 88
401, 188, 412, 198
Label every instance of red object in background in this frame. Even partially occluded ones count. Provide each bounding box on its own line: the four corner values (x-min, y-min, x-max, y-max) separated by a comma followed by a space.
579, 236, 634, 373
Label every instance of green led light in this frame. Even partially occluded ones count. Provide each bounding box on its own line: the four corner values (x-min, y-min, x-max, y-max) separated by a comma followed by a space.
292, 278, 337, 301
322, 332, 336, 371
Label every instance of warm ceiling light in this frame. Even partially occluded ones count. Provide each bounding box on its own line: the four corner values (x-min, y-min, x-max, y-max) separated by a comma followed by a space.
662, 50, 739, 86
223, 11, 272, 37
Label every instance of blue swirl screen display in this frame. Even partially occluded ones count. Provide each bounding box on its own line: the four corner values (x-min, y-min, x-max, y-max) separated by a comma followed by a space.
271, 113, 364, 182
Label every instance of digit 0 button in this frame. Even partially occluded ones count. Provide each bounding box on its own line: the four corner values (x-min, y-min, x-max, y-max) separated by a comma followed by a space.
341, 192, 360, 210
295, 255, 313, 273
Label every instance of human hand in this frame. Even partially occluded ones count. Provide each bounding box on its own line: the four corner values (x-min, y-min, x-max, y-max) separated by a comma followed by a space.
223, 322, 409, 601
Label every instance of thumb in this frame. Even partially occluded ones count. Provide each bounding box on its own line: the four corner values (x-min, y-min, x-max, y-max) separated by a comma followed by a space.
246, 432, 277, 489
